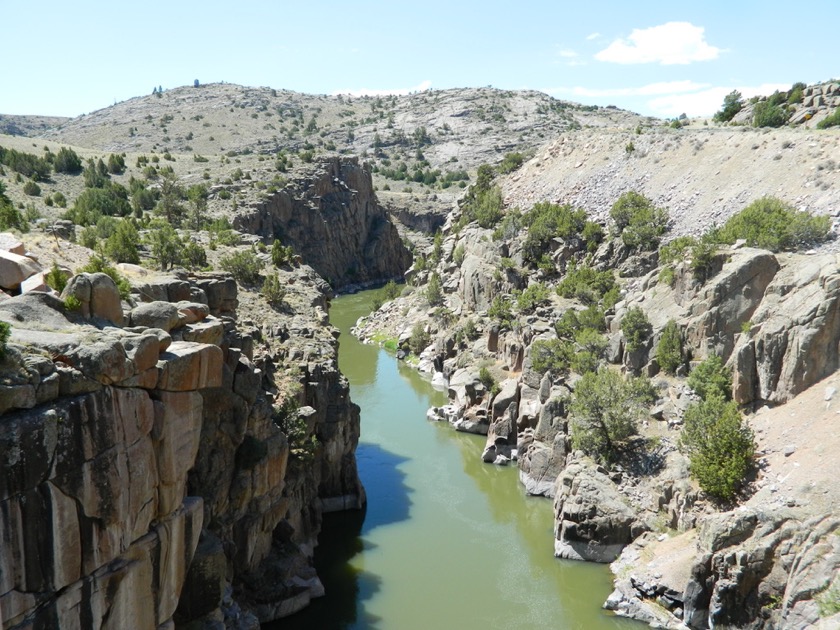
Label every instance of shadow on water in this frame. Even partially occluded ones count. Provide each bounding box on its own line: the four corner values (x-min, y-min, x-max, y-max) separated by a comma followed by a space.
273, 440, 412, 630
356, 442, 412, 533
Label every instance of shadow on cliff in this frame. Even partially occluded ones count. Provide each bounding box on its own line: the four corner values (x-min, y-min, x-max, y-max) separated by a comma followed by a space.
275, 442, 410, 629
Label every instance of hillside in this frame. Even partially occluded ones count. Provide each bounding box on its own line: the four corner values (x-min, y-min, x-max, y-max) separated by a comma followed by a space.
26, 83, 642, 227
2, 80, 840, 629
502, 124, 840, 248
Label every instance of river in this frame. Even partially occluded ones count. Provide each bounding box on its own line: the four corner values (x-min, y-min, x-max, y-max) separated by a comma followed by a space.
277, 288, 642, 629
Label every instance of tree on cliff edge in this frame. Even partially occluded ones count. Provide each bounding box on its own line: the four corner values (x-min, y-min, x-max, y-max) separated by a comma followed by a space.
570, 369, 655, 463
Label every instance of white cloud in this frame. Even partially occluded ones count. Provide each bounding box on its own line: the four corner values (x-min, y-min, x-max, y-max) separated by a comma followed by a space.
596, 22, 722, 65
648, 83, 791, 117
557, 49, 578, 59
333, 80, 432, 97
586, 32, 601, 41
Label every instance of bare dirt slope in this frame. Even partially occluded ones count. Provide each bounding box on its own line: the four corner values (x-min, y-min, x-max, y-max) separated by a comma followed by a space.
502, 125, 840, 248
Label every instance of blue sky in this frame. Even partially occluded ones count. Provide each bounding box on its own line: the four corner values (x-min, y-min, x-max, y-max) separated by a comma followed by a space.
3, 1, 837, 118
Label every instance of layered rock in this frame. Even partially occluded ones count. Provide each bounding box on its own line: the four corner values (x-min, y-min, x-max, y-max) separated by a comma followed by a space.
233, 157, 411, 289
0, 267, 364, 628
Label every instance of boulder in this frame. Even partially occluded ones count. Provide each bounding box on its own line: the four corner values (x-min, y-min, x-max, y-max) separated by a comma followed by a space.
553, 459, 645, 563
89, 273, 124, 325
130, 301, 181, 332
20, 272, 50, 294
0, 233, 25, 255
0, 250, 41, 290
62, 273, 123, 325
518, 430, 568, 497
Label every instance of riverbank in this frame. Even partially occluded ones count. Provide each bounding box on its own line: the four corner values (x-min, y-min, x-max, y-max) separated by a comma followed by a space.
275, 288, 641, 629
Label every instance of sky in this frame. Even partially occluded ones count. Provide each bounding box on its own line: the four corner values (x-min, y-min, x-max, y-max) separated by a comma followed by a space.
2, 0, 838, 119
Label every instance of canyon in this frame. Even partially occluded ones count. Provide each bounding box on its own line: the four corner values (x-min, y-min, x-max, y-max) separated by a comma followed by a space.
0, 81, 839, 629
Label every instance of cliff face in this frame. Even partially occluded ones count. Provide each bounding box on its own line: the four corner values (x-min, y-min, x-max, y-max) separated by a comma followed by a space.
0, 265, 363, 628
233, 157, 412, 289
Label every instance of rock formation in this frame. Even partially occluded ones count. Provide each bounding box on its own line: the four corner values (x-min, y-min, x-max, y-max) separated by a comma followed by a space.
233, 157, 412, 290
0, 266, 364, 628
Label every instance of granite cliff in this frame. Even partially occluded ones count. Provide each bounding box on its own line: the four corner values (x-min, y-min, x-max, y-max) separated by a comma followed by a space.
0, 156, 412, 627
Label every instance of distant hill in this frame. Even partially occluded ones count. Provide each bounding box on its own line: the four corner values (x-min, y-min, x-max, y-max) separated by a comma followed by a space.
0, 114, 69, 137
36, 83, 643, 165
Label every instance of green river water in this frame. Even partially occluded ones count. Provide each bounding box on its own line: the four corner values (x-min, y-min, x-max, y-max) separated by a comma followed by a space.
278, 288, 643, 629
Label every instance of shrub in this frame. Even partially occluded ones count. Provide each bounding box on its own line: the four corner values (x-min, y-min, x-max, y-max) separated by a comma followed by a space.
66, 185, 131, 225
455, 318, 479, 343
478, 366, 500, 396
262, 272, 286, 306
679, 395, 754, 500
0, 202, 27, 232
0, 321, 10, 358
530, 338, 573, 375
557, 263, 617, 304
186, 184, 208, 231
45, 262, 68, 293
659, 235, 698, 264
658, 265, 675, 286
717, 196, 831, 252
146, 222, 183, 270
487, 295, 514, 330
64, 295, 82, 311
497, 151, 525, 174
106, 153, 126, 174
23, 180, 41, 196
516, 282, 550, 312
270, 239, 294, 267
425, 272, 443, 305
610, 191, 669, 251
621, 307, 652, 352
817, 108, 840, 130
273, 399, 317, 463
572, 328, 608, 374
656, 319, 683, 374
453, 243, 466, 265
492, 209, 523, 241
53, 147, 83, 174
714, 90, 744, 123
52, 191, 66, 208
104, 219, 140, 264
687, 354, 731, 400
0, 146, 51, 180
521, 202, 595, 264
570, 369, 655, 463
458, 164, 504, 228
752, 101, 788, 128
182, 240, 208, 270
408, 322, 430, 355
383, 280, 401, 300
219, 250, 263, 285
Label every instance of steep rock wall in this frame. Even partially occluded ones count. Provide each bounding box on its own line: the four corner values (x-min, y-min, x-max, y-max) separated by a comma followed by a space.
233, 157, 412, 289
0, 267, 363, 628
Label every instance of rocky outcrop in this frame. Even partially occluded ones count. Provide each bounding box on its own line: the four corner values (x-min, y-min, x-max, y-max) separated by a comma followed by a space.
0, 267, 364, 628
233, 157, 411, 289
553, 459, 647, 563
730, 253, 840, 404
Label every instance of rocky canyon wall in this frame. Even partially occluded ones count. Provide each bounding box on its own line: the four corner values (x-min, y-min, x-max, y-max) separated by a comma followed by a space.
0, 265, 363, 628
233, 156, 412, 290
